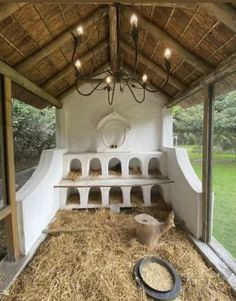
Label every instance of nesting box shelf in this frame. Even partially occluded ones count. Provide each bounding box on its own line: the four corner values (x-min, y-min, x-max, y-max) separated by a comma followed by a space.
54, 151, 172, 210
55, 177, 174, 188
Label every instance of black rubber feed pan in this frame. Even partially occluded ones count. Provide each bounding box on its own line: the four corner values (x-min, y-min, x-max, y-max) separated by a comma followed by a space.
133, 257, 181, 300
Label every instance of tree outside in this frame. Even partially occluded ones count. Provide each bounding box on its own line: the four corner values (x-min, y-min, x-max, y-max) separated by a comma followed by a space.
13, 99, 56, 172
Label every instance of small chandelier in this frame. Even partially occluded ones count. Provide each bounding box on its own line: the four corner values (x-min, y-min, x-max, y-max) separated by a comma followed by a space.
71, 6, 171, 105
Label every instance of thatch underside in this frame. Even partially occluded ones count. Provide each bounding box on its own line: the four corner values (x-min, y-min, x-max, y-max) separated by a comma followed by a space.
0, 3, 236, 108
1, 208, 234, 301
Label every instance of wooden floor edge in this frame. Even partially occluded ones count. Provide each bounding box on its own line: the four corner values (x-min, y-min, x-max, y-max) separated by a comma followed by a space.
190, 235, 236, 298
0, 234, 47, 296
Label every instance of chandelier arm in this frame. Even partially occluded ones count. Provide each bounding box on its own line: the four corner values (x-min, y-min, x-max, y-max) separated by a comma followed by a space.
145, 72, 170, 93
76, 76, 105, 96
126, 82, 146, 104
133, 38, 138, 74
108, 81, 116, 106
71, 34, 79, 64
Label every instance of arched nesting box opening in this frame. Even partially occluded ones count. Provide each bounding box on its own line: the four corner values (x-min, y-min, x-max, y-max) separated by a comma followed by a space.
109, 187, 123, 204
130, 186, 144, 206
151, 185, 163, 204
108, 158, 122, 176
89, 158, 102, 177
148, 158, 161, 176
66, 187, 80, 205
129, 158, 142, 176
88, 187, 102, 205
68, 159, 82, 180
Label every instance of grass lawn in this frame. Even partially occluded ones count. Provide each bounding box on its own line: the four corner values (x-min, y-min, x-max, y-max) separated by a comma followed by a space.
180, 145, 236, 258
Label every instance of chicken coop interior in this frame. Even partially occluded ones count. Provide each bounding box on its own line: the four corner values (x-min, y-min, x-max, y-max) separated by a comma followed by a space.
0, 1, 236, 300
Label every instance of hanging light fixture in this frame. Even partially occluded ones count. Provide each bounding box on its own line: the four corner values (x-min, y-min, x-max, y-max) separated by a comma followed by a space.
71, 5, 171, 105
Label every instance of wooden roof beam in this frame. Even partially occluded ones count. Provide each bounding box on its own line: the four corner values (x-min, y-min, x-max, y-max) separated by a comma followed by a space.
15, 6, 108, 72
202, 3, 236, 33
109, 5, 118, 72
167, 51, 236, 108
13, 1, 236, 4
41, 40, 108, 90
123, 6, 213, 74
0, 59, 62, 108
0, 3, 23, 22
120, 40, 186, 91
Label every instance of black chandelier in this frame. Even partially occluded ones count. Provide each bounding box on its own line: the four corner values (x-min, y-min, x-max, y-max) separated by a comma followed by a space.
71, 6, 172, 105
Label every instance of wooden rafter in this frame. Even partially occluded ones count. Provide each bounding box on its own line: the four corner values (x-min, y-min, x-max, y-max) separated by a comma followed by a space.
41, 40, 109, 90
202, 3, 236, 33
109, 5, 118, 72
15, 6, 108, 72
167, 51, 236, 107
0, 59, 62, 108
123, 7, 213, 74
120, 41, 186, 91
0, 3, 23, 22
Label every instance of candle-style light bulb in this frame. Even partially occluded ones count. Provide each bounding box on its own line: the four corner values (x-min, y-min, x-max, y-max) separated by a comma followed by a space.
76, 26, 83, 36
130, 14, 138, 27
142, 74, 148, 83
106, 76, 112, 85
164, 48, 171, 60
75, 59, 81, 70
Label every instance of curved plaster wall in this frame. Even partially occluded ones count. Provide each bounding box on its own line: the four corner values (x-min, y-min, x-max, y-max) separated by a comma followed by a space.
58, 86, 167, 152
16, 149, 66, 255
163, 147, 203, 239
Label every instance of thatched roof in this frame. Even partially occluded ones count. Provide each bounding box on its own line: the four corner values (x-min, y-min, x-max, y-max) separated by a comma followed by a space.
0, 2, 236, 109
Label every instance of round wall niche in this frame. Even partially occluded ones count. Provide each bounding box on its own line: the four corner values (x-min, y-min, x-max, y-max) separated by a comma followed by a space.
97, 111, 131, 152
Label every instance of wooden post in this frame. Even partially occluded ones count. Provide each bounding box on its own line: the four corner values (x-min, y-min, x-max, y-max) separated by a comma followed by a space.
202, 85, 214, 242
0, 75, 20, 261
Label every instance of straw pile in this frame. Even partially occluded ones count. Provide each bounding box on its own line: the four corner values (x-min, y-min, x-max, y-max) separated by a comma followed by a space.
67, 194, 80, 205
109, 190, 123, 204
149, 168, 161, 177
1, 208, 234, 301
140, 262, 173, 291
129, 166, 142, 176
88, 190, 102, 204
89, 169, 102, 177
66, 170, 81, 181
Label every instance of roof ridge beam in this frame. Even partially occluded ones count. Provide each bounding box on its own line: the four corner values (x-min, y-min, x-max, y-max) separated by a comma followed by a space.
0, 59, 62, 108
120, 40, 186, 91
109, 5, 118, 72
41, 40, 108, 90
202, 3, 236, 33
123, 6, 213, 74
15, 6, 108, 72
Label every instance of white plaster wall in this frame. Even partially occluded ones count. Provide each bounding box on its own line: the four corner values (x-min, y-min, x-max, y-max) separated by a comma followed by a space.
163, 147, 203, 239
16, 149, 66, 255
58, 86, 167, 152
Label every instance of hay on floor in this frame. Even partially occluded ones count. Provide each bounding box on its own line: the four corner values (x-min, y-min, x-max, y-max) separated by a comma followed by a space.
1, 208, 234, 301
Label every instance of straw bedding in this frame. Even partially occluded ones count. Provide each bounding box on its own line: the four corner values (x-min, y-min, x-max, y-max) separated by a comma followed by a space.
1, 208, 235, 301
0, 221, 7, 260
